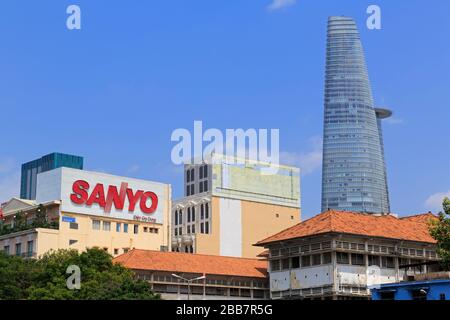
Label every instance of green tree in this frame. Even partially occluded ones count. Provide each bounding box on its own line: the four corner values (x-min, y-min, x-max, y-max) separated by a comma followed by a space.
27, 248, 160, 300
34, 204, 47, 226
14, 211, 26, 231
429, 197, 450, 268
0, 251, 40, 299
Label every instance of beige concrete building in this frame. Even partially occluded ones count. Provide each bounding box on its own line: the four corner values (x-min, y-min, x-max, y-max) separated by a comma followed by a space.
0, 168, 171, 258
172, 153, 301, 258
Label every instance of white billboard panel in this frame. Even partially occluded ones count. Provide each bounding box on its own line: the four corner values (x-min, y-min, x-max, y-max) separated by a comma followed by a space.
37, 167, 168, 224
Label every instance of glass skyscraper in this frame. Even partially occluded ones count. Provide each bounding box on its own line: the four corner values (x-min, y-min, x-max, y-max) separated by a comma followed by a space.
321, 16, 391, 214
20, 153, 84, 200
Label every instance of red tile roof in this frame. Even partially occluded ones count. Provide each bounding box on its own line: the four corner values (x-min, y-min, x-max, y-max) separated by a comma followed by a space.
255, 210, 438, 246
113, 249, 267, 278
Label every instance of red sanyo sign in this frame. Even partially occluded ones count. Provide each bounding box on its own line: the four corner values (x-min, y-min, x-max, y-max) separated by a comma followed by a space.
70, 180, 158, 214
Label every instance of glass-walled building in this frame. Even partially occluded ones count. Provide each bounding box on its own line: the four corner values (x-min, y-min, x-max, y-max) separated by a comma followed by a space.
20, 152, 83, 200
321, 16, 391, 214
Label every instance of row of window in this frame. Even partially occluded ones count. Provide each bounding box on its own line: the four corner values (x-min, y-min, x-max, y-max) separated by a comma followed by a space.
174, 203, 210, 226
186, 180, 209, 196
92, 220, 159, 234
174, 221, 210, 236
271, 242, 437, 259
3, 240, 34, 257
186, 165, 208, 183
270, 253, 398, 271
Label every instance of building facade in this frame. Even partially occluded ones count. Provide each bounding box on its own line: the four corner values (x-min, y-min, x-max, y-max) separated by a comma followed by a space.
372, 278, 450, 300
255, 210, 439, 300
21, 152, 84, 200
114, 249, 270, 300
321, 16, 391, 214
172, 153, 301, 259
1, 167, 171, 257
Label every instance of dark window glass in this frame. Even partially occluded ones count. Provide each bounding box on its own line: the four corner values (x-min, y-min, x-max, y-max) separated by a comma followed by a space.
312, 254, 321, 266
322, 252, 332, 264
336, 252, 350, 264
291, 257, 300, 269
301, 255, 311, 267
351, 253, 365, 266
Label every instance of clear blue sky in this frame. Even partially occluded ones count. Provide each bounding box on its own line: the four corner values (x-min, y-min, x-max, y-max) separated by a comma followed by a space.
0, 0, 449, 219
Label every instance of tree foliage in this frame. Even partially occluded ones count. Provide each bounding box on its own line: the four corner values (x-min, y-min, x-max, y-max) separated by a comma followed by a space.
0, 248, 160, 300
429, 197, 450, 268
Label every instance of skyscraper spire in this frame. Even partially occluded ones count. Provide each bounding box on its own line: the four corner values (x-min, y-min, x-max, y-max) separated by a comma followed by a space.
321, 16, 391, 214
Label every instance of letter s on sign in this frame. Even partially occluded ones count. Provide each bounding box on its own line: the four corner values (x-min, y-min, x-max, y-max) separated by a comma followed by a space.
71, 180, 90, 204
140, 192, 158, 214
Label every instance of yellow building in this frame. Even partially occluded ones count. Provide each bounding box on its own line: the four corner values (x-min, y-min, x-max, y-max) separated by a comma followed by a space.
0, 168, 171, 257
172, 153, 301, 258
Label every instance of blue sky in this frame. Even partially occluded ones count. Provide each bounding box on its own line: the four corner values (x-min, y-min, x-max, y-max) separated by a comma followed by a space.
0, 0, 449, 219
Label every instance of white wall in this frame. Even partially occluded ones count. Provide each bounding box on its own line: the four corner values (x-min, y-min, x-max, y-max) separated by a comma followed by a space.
219, 198, 242, 257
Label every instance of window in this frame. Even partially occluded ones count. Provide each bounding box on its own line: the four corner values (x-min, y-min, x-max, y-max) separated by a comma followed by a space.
351, 254, 365, 266
312, 254, 321, 266
27, 240, 34, 256
199, 182, 203, 193
187, 225, 191, 234
368, 255, 381, 267
186, 170, 191, 183
205, 203, 209, 219
191, 225, 195, 233
175, 228, 178, 236
322, 252, 332, 264
192, 207, 195, 221
175, 210, 178, 225
92, 220, 101, 230
201, 204, 204, 219
114, 249, 119, 255
189, 246, 194, 253
291, 257, 300, 269
203, 165, 208, 178
123, 248, 129, 253
281, 258, 290, 270
144, 227, 148, 233
70, 222, 78, 230
179, 227, 182, 235
205, 221, 209, 234
301, 255, 311, 267
336, 252, 350, 264
200, 165, 204, 179
190, 184, 194, 195
204, 180, 208, 192
379, 291, 396, 300
186, 185, 190, 196
3, 246, 10, 255
15, 243, 22, 256
103, 221, 111, 231
123, 223, 129, 233
200, 222, 204, 233
381, 256, 395, 269
440, 293, 446, 300
190, 169, 194, 181
116, 223, 121, 232
179, 210, 183, 224
134, 225, 139, 234
187, 208, 191, 222
270, 260, 281, 271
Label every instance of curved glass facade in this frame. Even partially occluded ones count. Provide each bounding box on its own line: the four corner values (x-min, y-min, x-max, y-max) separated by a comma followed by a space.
321, 17, 390, 214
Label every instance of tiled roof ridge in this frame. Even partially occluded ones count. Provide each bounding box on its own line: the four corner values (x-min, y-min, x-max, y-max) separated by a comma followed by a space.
129, 248, 265, 262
